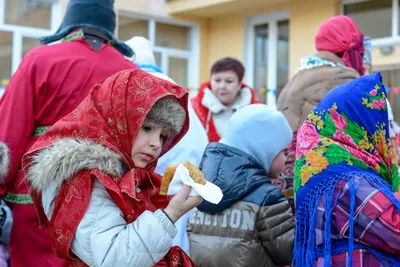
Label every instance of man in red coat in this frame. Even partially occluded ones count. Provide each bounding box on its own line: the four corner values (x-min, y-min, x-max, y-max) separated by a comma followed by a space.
0, 0, 136, 266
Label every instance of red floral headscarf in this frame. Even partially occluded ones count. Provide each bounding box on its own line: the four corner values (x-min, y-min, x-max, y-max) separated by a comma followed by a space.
315, 15, 365, 76
23, 69, 193, 266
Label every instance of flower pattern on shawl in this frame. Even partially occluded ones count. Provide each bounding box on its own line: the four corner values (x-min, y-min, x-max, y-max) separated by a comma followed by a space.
362, 84, 387, 110
294, 76, 399, 193
296, 121, 320, 160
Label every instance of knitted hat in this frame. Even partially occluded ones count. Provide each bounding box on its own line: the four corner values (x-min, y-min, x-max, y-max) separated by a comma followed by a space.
145, 97, 186, 139
125, 36, 155, 65
315, 15, 365, 75
125, 36, 175, 83
39, 0, 133, 57
220, 104, 293, 173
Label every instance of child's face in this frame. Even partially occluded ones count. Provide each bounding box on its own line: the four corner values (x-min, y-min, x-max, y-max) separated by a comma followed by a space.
268, 150, 287, 179
131, 122, 165, 168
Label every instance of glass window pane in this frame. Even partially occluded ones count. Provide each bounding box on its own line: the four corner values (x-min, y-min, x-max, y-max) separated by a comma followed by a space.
254, 24, 268, 104
23, 37, 39, 58
389, 70, 400, 122
154, 52, 161, 67
277, 20, 289, 99
344, 0, 392, 39
168, 57, 187, 87
0, 31, 13, 94
118, 16, 149, 41
5, 0, 52, 29
156, 23, 189, 50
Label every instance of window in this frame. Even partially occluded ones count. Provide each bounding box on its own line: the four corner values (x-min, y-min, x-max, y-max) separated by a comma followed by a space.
117, 13, 199, 89
5, 0, 53, 29
118, 17, 149, 41
343, 0, 400, 46
245, 10, 290, 107
380, 69, 400, 123
0, 0, 61, 97
0, 31, 12, 90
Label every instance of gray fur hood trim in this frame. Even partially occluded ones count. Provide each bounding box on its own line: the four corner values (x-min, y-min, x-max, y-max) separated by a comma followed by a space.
26, 139, 125, 192
0, 142, 9, 181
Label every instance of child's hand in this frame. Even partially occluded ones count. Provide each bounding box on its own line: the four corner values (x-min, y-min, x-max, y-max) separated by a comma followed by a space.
163, 185, 202, 223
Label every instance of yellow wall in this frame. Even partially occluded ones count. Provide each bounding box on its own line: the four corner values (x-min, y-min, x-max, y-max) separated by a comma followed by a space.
290, 0, 338, 76
175, 0, 339, 80
373, 45, 400, 71
59, 0, 339, 81
61, 0, 400, 83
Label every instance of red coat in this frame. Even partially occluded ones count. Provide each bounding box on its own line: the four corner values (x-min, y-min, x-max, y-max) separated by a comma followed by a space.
0, 37, 136, 267
191, 81, 261, 142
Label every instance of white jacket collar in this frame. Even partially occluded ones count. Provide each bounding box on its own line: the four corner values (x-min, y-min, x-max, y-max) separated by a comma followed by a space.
201, 87, 253, 114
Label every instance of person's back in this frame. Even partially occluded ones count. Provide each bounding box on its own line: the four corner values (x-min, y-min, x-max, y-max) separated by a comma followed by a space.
188, 104, 295, 267
0, 1, 135, 265
276, 16, 364, 209
0, 36, 135, 267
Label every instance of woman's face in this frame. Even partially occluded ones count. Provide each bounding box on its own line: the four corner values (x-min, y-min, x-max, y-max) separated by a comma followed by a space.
210, 70, 241, 107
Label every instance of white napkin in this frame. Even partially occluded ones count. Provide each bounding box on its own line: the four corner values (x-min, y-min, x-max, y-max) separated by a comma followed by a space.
166, 164, 223, 204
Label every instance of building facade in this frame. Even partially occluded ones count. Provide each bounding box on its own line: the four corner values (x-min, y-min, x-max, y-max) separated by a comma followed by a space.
1, 0, 400, 118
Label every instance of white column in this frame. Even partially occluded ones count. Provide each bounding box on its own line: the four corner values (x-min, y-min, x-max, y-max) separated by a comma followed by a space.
267, 20, 278, 108
393, 0, 399, 38
0, 0, 5, 25
188, 24, 200, 88
12, 30, 22, 74
162, 52, 169, 76
243, 17, 255, 86
50, 1, 62, 32
148, 19, 156, 46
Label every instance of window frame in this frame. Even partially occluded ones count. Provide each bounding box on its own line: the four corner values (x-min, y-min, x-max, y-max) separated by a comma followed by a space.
243, 9, 291, 108
342, 0, 400, 47
0, 0, 62, 74
117, 11, 200, 89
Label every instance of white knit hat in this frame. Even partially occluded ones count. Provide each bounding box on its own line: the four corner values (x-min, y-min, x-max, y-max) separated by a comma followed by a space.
220, 104, 293, 174
125, 36, 175, 84
125, 36, 156, 65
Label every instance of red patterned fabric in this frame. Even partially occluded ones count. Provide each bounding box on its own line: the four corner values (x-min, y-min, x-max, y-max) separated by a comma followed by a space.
191, 81, 261, 142
315, 15, 365, 76
23, 69, 193, 266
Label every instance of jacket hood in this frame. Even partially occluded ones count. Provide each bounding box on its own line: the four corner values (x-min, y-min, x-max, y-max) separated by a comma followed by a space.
25, 139, 125, 192
220, 104, 292, 174
0, 142, 9, 181
197, 142, 268, 213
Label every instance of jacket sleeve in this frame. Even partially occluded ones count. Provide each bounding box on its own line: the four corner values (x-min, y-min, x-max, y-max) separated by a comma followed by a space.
256, 193, 295, 266
43, 179, 177, 267
0, 58, 35, 192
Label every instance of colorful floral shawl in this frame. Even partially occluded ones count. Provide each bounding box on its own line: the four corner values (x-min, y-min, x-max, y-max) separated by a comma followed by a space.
294, 72, 400, 266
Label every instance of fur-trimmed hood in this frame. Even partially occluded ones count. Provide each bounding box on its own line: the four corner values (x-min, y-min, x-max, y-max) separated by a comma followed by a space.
25, 139, 125, 192
0, 142, 9, 181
